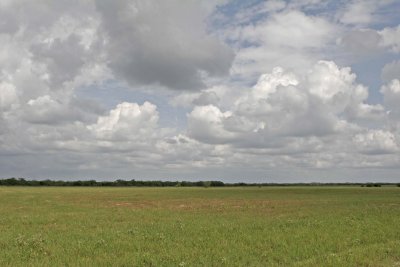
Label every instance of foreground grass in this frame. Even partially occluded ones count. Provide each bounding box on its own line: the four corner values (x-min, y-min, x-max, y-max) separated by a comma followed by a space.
0, 186, 399, 266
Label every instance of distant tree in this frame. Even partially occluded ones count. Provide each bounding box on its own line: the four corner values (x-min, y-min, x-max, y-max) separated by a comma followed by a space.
1, 178, 19, 185
203, 181, 211, 188
39, 180, 52, 186
210, 181, 224, 187
72, 180, 83, 186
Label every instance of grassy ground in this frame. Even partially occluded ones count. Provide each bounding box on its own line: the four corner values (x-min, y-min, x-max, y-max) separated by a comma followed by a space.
0, 186, 399, 266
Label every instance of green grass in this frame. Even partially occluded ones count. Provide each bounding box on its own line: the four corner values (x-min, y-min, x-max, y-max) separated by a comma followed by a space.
0, 186, 399, 266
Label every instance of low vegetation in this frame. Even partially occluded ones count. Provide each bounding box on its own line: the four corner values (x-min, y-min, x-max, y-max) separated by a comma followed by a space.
0, 177, 394, 187
0, 186, 399, 266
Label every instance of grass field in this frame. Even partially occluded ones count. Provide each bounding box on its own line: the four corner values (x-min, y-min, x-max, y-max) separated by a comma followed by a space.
0, 186, 399, 266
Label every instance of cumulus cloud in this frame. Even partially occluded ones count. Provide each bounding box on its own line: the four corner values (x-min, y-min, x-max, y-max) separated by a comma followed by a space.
379, 25, 400, 53
354, 130, 398, 154
95, 0, 234, 90
382, 60, 400, 82
381, 79, 400, 119
169, 85, 230, 108
227, 9, 338, 80
188, 61, 379, 145
339, 25, 400, 58
338, 0, 378, 26
188, 105, 235, 144
30, 34, 87, 87
88, 101, 159, 141
243, 10, 335, 49
339, 29, 382, 57
192, 91, 220, 106
0, 82, 18, 110
20, 95, 102, 125
183, 60, 397, 175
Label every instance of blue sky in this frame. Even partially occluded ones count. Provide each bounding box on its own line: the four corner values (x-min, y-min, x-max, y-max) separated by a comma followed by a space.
0, 0, 400, 182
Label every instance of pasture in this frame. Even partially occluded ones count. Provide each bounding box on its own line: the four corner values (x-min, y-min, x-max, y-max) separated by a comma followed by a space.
0, 186, 399, 266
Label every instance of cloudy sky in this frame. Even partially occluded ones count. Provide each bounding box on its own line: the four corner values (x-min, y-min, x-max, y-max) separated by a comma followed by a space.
1, 0, 400, 182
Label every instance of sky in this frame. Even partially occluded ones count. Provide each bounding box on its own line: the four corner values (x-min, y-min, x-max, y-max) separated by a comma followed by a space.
0, 0, 400, 182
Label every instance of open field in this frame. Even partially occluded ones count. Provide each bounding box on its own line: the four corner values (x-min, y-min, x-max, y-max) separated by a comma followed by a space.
0, 186, 399, 266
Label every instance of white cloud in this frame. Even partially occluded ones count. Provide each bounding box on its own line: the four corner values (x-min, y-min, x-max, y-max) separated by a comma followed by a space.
0, 64, 398, 180
264, 0, 286, 12
381, 79, 400, 119
229, 10, 339, 80
88, 101, 159, 141
20, 95, 101, 125
187, 61, 385, 161
338, 0, 377, 26
379, 25, 400, 53
24, 95, 65, 124
0, 82, 18, 110
306, 61, 374, 118
382, 60, 400, 82
339, 25, 400, 58
243, 10, 335, 49
187, 105, 236, 144
354, 130, 398, 154
251, 67, 299, 99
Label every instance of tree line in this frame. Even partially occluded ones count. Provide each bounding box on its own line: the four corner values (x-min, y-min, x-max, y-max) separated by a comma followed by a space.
0, 178, 399, 187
